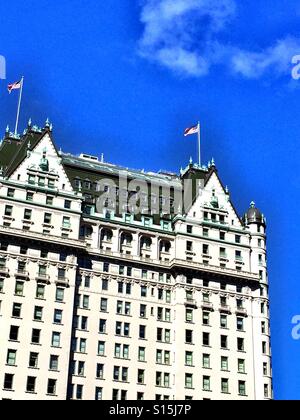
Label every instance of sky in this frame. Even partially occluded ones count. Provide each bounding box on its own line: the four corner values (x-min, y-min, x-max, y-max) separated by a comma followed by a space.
0, 0, 300, 400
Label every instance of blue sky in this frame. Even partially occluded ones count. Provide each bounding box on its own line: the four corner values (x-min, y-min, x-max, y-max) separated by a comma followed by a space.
0, 0, 300, 400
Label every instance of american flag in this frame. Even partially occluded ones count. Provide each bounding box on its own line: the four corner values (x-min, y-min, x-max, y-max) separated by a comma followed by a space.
184, 124, 199, 137
7, 80, 22, 94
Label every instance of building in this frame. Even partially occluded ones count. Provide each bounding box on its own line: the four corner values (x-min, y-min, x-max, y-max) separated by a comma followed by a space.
0, 120, 272, 400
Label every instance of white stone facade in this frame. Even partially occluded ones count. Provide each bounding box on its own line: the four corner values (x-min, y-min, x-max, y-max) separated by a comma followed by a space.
0, 126, 272, 400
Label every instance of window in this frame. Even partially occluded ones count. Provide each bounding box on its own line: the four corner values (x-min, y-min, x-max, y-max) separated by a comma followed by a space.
44, 213, 52, 224
96, 363, 104, 379
12, 303, 22, 318
187, 225, 193, 234
203, 354, 210, 369
64, 200, 71, 209
46, 196, 53, 205
100, 298, 108, 312
36, 285, 45, 299
102, 279, 108, 290
98, 341, 105, 356
237, 338, 245, 351
221, 356, 228, 371
24, 209, 32, 220
34, 306, 43, 321
203, 332, 210, 346
29, 352, 39, 368
264, 384, 269, 398
238, 381, 246, 396
26, 376, 36, 393
186, 241, 193, 252
221, 335, 228, 349
232, 234, 241, 244
263, 362, 268, 376
262, 341, 267, 354
220, 231, 225, 240
238, 359, 245, 373
186, 309, 193, 323
52, 332, 61, 347
141, 286, 147, 297
78, 361, 85, 376
55, 287, 64, 302
220, 314, 227, 329
49, 355, 59, 371
4, 374, 14, 390
185, 351, 193, 366
95, 387, 103, 401
139, 347, 146, 362
99, 319, 107, 333
47, 379, 57, 396
7, 350, 17, 366
139, 325, 146, 339
203, 311, 210, 326
138, 369, 145, 384
80, 338, 87, 353
53, 309, 63, 324
15, 281, 24, 296
185, 374, 193, 389
140, 304, 147, 318
31, 329, 41, 344
7, 188, 15, 198
82, 295, 89, 309
0, 279, 4, 293
185, 330, 193, 344
4, 205, 13, 217
237, 317, 244, 331
9, 326, 19, 341
203, 376, 210, 392
103, 262, 110, 273
221, 379, 229, 394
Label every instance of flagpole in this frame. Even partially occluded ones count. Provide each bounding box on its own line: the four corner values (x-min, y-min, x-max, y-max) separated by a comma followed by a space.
15, 76, 24, 136
197, 121, 201, 167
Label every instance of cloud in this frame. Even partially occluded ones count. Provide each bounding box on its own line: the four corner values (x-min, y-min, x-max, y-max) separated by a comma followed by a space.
138, 0, 300, 79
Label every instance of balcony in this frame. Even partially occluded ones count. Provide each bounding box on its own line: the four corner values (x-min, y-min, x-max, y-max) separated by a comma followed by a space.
201, 301, 214, 311
236, 307, 248, 317
35, 273, 50, 284
55, 276, 69, 287
16, 269, 30, 280
185, 299, 197, 308
0, 266, 9, 276
220, 305, 231, 314
169, 259, 260, 282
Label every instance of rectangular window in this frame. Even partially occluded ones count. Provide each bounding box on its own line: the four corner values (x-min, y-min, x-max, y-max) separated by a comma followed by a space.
239, 381, 246, 396
29, 352, 39, 368
238, 359, 245, 373
47, 379, 57, 396
203, 376, 210, 392
185, 329, 193, 344
96, 363, 104, 379
138, 369, 145, 384
34, 306, 43, 321
49, 355, 59, 371
44, 213, 52, 224
12, 303, 22, 318
221, 379, 229, 394
52, 332, 61, 347
9, 326, 19, 341
31, 329, 41, 344
7, 349, 17, 366
203, 354, 210, 369
4, 205, 13, 217
24, 209, 32, 220
36, 284, 45, 299
185, 351, 193, 366
55, 287, 64, 302
53, 309, 63, 324
100, 298, 108, 312
15, 281, 24, 296
221, 356, 228, 371
98, 341, 105, 356
99, 319, 107, 334
26, 376, 36, 393
203, 332, 210, 346
4, 374, 14, 390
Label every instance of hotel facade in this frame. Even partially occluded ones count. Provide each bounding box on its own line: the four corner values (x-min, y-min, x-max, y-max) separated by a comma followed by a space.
0, 121, 272, 400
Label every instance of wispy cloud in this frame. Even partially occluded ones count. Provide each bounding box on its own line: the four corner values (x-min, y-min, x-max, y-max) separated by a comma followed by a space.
138, 0, 300, 79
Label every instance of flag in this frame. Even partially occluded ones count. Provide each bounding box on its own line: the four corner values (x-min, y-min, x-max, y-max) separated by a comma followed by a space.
8, 80, 22, 94
184, 124, 199, 137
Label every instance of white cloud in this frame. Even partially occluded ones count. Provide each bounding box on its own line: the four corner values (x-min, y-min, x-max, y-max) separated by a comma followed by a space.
138, 0, 300, 79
